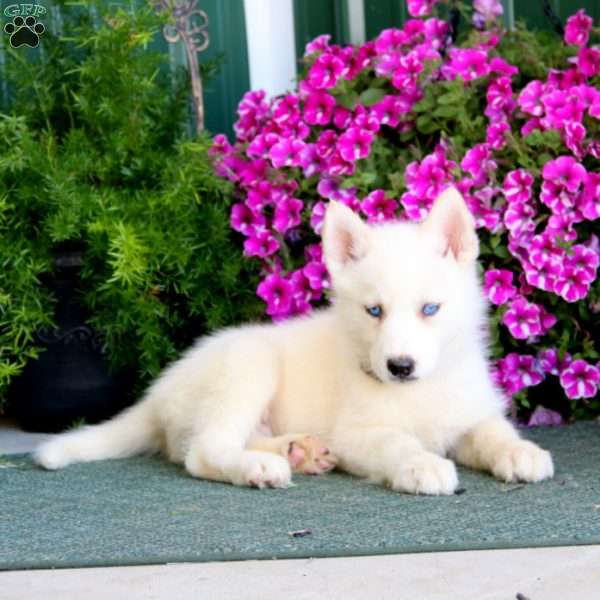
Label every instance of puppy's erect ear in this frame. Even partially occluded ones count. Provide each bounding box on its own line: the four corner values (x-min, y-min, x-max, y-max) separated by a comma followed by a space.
323, 201, 371, 272
423, 187, 479, 263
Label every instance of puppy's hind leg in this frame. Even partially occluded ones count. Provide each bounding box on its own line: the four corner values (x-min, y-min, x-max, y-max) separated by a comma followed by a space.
184, 336, 292, 489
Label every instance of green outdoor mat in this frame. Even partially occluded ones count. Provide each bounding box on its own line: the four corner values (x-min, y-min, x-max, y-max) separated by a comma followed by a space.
1, 422, 599, 571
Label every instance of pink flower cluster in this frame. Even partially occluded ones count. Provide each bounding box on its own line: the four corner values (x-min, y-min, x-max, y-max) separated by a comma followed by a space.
212, 5, 599, 411
494, 349, 599, 408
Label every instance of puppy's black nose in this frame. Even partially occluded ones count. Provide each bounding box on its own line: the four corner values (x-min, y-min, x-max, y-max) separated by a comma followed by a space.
387, 357, 415, 379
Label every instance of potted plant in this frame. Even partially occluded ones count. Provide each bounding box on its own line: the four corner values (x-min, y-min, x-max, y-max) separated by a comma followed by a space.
0, 3, 262, 431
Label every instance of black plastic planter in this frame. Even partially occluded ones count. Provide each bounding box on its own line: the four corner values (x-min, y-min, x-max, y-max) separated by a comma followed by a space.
9, 243, 133, 433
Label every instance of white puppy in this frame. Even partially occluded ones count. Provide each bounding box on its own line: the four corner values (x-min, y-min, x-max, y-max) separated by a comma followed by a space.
34, 187, 554, 494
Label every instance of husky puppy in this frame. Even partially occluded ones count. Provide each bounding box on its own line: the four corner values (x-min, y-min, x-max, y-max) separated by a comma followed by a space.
35, 188, 554, 494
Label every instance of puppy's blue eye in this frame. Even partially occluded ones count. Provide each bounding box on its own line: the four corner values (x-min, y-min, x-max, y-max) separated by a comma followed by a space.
422, 303, 440, 317
366, 305, 382, 318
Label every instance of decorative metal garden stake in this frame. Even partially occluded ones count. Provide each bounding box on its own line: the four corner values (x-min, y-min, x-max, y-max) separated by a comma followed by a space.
155, 0, 210, 133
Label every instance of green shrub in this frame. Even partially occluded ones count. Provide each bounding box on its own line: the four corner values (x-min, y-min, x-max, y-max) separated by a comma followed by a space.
0, 2, 261, 407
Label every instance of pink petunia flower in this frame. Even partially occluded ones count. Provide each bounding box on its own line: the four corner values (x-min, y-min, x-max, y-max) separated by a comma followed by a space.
247, 133, 279, 159
407, 0, 437, 18
563, 120, 586, 159
542, 155, 587, 194
484, 269, 517, 305
496, 353, 544, 395
522, 260, 561, 293
371, 95, 412, 127
299, 144, 327, 178
273, 196, 304, 234
230, 203, 266, 236
445, 48, 490, 81
257, 273, 293, 317
310, 201, 327, 234
502, 297, 545, 339
244, 230, 280, 258
391, 50, 424, 91
486, 120, 510, 150
553, 267, 591, 303
503, 201, 536, 237
269, 138, 306, 168
304, 260, 330, 292
338, 127, 374, 162
400, 192, 433, 221
537, 348, 571, 376
521, 117, 544, 137
578, 47, 600, 78
559, 359, 599, 399
406, 157, 453, 200
303, 91, 336, 126
474, 0, 503, 22
503, 169, 534, 204
352, 105, 381, 133
518, 80, 545, 116
581, 173, 600, 220
326, 151, 355, 177
290, 268, 321, 305
544, 210, 579, 243
209, 134, 232, 157
307, 53, 346, 89
304, 243, 323, 263
360, 190, 398, 222
486, 77, 514, 113
528, 234, 565, 269
305, 34, 331, 56
542, 89, 586, 130
564, 9, 593, 47
461, 144, 496, 187
566, 244, 600, 281
489, 57, 519, 77
272, 94, 301, 127
246, 181, 275, 212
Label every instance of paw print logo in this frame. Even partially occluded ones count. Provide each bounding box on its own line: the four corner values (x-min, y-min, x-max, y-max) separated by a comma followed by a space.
4, 15, 45, 48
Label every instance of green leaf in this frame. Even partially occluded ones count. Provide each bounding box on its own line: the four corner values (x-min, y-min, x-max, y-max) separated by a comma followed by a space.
494, 246, 509, 259
416, 114, 439, 134
436, 92, 461, 105
412, 98, 433, 113
337, 92, 359, 110
432, 105, 459, 118
358, 88, 386, 107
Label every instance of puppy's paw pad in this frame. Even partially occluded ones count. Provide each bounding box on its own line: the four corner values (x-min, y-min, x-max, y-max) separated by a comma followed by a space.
492, 441, 554, 483
241, 453, 292, 489
287, 436, 337, 475
392, 454, 458, 495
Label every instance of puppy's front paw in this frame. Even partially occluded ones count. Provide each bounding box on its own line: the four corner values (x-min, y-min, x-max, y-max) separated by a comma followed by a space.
287, 436, 337, 475
491, 440, 554, 483
391, 453, 458, 495
239, 452, 292, 489
34, 440, 70, 470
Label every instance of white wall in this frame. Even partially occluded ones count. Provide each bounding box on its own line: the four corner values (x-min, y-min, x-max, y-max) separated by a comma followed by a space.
347, 0, 366, 45
243, 0, 297, 97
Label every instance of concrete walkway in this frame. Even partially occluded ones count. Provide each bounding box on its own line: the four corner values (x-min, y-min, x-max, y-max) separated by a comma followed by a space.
2, 418, 598, 600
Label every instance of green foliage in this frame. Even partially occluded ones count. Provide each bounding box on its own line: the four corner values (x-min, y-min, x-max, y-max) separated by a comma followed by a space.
0, 2, 262, 407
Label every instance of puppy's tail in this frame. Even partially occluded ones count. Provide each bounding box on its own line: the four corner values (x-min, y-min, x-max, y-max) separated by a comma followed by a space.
33, 398, 159, 470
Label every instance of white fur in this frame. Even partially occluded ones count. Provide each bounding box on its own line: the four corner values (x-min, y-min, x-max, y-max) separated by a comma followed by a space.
34, 188, 554, 494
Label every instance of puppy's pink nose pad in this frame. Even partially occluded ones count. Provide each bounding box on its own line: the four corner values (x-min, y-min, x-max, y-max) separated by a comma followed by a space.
387, 356, 415, 379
